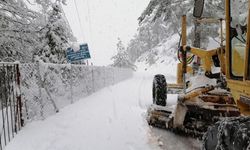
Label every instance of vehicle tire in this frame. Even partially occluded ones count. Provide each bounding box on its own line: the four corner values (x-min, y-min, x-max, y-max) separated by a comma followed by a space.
202, 123, 219, 150
152, 74, 167, 106
203, 117, 250, 150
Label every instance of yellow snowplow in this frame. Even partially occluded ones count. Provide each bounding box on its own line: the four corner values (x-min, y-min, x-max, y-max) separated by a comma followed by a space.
147, 0, 250, 149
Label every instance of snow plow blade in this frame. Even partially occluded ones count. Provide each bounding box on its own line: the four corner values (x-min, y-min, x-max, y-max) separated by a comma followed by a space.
147, 104, 174, 128
147, 100, 241, 138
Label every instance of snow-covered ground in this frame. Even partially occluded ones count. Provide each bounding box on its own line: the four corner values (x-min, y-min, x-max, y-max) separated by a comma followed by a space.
5, 72, 201, 150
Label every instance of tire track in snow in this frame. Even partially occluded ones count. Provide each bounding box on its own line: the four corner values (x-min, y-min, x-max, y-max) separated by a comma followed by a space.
5, 73, 201, 150
106, 86, 118, 120
138, 75, 146, 109
137, 73, 155, 110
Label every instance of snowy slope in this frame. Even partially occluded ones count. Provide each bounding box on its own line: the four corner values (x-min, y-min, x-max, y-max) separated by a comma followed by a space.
134, 29, 220, 84
135, 33, 180, 80
5, 73, 201, 150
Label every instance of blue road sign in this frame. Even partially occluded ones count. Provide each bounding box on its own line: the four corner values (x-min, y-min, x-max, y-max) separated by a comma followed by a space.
67, 44, 91, 62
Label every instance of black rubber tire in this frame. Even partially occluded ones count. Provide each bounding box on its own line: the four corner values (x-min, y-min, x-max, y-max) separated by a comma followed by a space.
203, 123, 219, 150
203, 117, 250, 150
152, 74, 167, 106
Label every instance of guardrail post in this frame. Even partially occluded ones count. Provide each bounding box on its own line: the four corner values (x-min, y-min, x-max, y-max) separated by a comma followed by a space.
36, 62, 44, 119
16, 64, 23, 127
70, 64, 73, 104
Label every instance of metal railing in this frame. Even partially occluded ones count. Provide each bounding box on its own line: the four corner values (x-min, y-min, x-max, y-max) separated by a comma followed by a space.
0, 63, 23, 149
20, 62, 133, 120
0, 61, 132, 148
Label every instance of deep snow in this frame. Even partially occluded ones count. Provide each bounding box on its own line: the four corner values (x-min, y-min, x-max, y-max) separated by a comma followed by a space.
5, 72, 201, 150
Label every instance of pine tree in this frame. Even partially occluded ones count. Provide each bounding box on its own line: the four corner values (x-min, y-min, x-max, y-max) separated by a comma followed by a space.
0, 0, 43, 62
0, 0, 75, 63
36, 3, 75, 63
126, 0, 227, 65
112, 38, 135, 70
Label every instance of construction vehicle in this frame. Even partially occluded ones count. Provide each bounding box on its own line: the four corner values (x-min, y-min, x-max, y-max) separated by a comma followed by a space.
147, 0, 250, 149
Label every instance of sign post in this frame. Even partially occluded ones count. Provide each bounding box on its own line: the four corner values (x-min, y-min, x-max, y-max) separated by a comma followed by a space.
66, 44, 91, 103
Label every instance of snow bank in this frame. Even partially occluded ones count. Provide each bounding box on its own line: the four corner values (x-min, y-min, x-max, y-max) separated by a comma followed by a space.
20, 62, 133, 121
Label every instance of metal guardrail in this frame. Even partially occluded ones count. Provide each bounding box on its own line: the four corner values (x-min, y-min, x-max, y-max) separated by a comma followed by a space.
0, 63, 23, 149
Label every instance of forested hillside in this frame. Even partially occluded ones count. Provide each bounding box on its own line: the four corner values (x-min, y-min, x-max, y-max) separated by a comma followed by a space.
0, 0, 75, 63
127, 0, 225, 67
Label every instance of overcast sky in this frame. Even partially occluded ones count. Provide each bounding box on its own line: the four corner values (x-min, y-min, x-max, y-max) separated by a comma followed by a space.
62, 0, 150, 66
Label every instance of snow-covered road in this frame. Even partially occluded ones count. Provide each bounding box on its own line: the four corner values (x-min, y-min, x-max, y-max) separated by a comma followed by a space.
6, 73, 201, 150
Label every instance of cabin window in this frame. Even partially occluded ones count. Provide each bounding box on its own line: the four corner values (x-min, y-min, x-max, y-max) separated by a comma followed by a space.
230, 0, 248, 79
